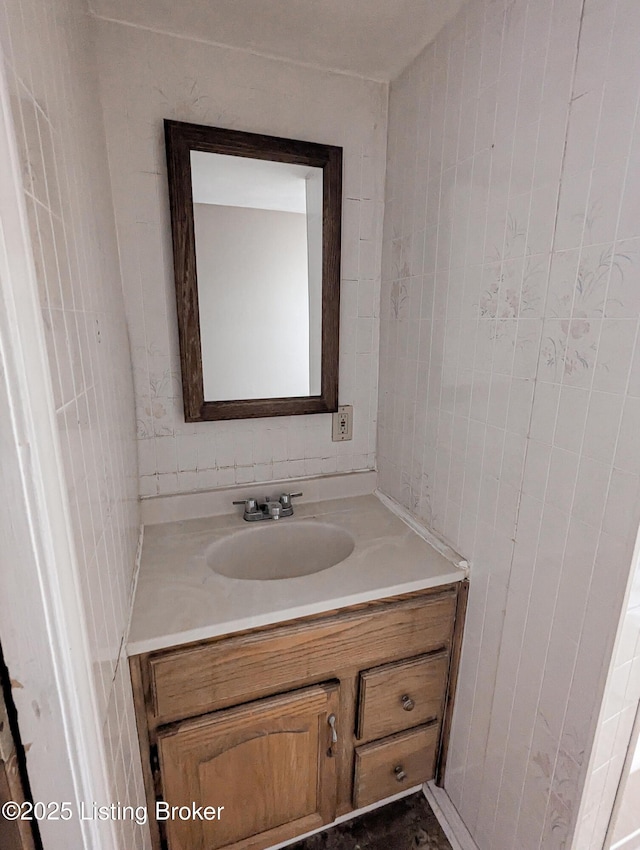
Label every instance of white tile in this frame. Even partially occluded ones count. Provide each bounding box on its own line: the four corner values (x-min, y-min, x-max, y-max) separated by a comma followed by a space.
154, 436, 177, 474
538, 624, 579, 741
605, 237, 640, 318
545, 447, 579, 513
2, 3, 144, 848
603, 662, 633, 721
378, 2, 640, 848
572, 456, 610, 527
547, 249, 579, 318
582, 390, 624, 464
554, 170, 591, 251
563, 86, 603, 176
593, 319, 637, 393
618, 152, 640, 241
529, 381, 560, 443
554, 385, 589, 453
614, 396, 640, 475
584, 160, 627, 246
555, 517, 600, 645
603, 469, 640, 540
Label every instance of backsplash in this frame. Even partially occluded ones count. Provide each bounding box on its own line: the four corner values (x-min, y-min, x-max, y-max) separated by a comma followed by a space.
378, 0, 640, 848
95, 19, 387, 498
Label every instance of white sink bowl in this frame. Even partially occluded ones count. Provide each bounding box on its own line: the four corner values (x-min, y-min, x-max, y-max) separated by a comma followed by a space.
206, 520, 355, 580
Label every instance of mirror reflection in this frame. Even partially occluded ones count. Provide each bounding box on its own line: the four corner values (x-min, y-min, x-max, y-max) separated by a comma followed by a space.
190, 151, 323, 401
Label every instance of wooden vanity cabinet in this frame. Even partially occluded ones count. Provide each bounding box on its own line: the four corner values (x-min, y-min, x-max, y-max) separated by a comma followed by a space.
130, 581, 468, 850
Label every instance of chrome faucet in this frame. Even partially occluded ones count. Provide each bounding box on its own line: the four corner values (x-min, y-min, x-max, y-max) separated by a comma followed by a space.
233, 492, 303, 521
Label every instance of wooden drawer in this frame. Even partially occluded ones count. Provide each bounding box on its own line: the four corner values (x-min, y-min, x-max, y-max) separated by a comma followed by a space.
356, 650, 449, 742
148, 589, 457, 724
353, 723, 439, 809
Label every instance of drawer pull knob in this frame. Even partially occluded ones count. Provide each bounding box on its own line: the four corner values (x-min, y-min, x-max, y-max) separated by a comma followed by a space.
328, 714, 338, 744
394, 765, 407, 782
401, 694, 415, 711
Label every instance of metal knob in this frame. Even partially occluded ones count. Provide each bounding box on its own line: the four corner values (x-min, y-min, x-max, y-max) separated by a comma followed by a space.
401, 694, 415, 712
279, 492, 303, 507
394, 765, 407, 782
232, 498, 258, 512
328, 714, 338, 744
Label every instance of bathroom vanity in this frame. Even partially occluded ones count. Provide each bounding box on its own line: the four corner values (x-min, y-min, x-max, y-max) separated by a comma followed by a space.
128, 494, 468, 850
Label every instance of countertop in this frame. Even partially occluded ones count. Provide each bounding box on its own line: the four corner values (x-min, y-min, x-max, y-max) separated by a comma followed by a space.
127, 494, 468, 655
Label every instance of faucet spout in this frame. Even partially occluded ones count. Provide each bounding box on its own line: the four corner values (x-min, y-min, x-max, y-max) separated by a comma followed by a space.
267, 502, 282, 520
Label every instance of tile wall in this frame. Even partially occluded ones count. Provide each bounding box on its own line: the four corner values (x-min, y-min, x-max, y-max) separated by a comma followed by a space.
378, 0, 640, 847
0, 2, 147, 848
574, 541, 640, 848
95, 19, 388, 499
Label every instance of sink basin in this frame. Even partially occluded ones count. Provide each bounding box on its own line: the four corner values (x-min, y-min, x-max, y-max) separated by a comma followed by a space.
206, 520, 355, 580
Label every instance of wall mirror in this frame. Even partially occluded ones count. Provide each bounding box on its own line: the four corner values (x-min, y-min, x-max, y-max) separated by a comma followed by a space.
164, 120, 342, 421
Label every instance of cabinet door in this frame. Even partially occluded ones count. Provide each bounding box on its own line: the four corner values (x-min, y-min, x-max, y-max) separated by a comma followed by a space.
157, 682, 339, 850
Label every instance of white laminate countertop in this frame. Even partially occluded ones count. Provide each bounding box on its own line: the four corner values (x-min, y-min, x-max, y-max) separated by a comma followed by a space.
127, 494, 468, 656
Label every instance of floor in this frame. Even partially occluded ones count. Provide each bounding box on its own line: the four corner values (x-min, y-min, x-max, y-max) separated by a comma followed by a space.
288, 793, 453, 850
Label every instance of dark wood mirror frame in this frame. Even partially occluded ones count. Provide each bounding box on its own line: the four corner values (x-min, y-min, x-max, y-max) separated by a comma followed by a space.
164, 119, 342, 422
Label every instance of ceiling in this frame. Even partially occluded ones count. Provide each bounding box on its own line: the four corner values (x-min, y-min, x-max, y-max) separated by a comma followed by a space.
89, 0, 466, 81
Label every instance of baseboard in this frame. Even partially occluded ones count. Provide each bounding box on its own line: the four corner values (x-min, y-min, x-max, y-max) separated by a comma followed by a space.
422, 783, 478, 850
261, 782, 474, 850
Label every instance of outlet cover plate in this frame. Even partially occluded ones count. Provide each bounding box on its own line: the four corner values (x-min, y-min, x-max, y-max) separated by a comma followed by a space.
332, 405, 353, 441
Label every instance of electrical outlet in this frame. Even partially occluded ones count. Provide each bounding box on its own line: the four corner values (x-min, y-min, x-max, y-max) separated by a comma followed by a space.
332, 405, 353, 441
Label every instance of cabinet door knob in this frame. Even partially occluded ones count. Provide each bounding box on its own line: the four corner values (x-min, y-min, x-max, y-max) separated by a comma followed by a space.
401, 694, 415, 711
394, 765, 407, 782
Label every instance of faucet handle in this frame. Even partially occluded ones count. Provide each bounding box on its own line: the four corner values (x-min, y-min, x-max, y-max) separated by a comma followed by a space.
233, 498, 259, 513
279, 492, 303, 508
